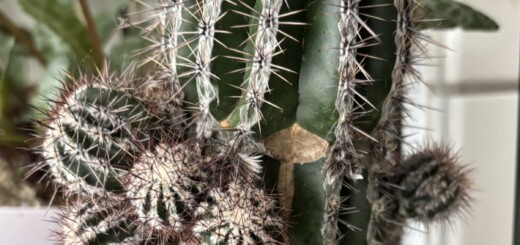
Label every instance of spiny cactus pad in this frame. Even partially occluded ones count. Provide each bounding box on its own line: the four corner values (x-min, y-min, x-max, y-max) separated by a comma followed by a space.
56, 198, 135, 245
193, 180, 286, 244
125, 142, 204, 234
43, 83, 155, 194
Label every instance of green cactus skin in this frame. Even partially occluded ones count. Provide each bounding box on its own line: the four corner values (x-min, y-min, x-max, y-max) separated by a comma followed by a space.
43, 82, 155, 195
193, 180, 286, 244
125, 142, 205, 235
56, 197, 136, 245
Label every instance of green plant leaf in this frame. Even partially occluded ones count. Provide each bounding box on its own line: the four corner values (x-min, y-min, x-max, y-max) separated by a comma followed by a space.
31, 57, 69, 113
18, 0, 94, 63
0, 35, 15, 116
108, 35, 147, 71
31, 23, 70, 112
0, 34, 30, 146
32, 23, 70, 62
417, 0, 499, 31
94, 0, 128, 44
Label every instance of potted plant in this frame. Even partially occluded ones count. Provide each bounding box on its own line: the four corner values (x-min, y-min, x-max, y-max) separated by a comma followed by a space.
0, 0, 498, 244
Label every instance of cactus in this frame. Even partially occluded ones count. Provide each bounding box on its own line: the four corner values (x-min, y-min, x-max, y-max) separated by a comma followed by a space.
124, 141, 205, 235
193, 180, 286, 244
40, 73, 159, 195
55, 197, 136, 245
31, 0, 498, 244
381, 144, 472, 223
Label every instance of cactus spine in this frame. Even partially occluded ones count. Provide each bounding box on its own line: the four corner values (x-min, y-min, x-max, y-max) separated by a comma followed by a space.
383, 144, 472, 223
32, 0, 494, 244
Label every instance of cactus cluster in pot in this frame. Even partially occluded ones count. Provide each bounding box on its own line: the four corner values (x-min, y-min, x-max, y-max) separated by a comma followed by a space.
32, 0, 497, 244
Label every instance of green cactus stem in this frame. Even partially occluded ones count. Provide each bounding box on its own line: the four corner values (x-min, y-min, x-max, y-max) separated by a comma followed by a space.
135, 0, 186, 129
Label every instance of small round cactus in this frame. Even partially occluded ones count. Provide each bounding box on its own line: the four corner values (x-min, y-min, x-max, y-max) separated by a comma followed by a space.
41, 76, 157, 195
125, 142, 205, 235
193, 180, 286, 244
381, 144, 472, 223
55, 197, 135, 245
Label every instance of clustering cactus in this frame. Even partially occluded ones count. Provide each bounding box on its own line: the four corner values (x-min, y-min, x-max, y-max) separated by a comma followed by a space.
33, 0, 497, 244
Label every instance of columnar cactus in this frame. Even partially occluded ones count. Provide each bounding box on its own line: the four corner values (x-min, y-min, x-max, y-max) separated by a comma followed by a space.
33, 0, 497, 244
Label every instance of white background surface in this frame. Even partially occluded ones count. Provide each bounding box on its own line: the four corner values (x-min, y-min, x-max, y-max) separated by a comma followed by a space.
0, 208, 57, 245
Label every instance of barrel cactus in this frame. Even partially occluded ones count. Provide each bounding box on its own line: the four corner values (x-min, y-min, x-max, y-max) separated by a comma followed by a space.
124, 141, 205, 235
33, 0, 498, 244
39, 73, 159, 195
55, 196, 136, 245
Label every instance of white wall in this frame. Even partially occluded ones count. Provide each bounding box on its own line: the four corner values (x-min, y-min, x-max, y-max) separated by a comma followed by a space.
404, 0, 520, 244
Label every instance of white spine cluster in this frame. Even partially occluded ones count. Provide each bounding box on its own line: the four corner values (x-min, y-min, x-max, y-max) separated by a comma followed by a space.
322, 1, 370, 242
374, 0, 423, 167
325, 0, 365, 186
368, 1, 426, 244
136, 0, 186, 124
217, 0, 285, 180
193, 181, 285, 244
